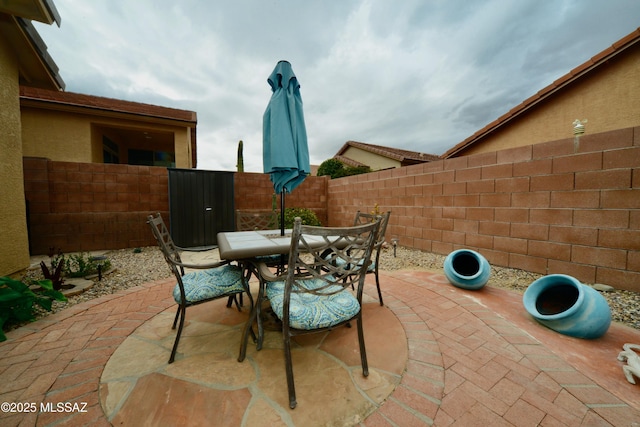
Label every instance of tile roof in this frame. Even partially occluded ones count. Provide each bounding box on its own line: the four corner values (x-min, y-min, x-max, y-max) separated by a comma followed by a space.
333, 155, 367, 168
442, 27, 640, 158
337, 140, 440, 164
19, 86, 197, 124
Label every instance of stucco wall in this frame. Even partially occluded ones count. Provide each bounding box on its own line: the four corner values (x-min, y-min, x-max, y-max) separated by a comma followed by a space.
21, 108, 93, 162
174, 127, 193, 169
460, 44, 640, 156
20, 106, 193, 168
0, 36, 30, 276
343, 146, 400, 170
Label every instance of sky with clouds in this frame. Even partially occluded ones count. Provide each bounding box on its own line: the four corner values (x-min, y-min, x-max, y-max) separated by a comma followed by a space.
34, 0, 640, 172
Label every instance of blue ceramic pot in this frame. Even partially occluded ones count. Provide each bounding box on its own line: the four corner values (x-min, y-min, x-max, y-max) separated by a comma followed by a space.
443, 249, 491, 290
523, 274, 611, 339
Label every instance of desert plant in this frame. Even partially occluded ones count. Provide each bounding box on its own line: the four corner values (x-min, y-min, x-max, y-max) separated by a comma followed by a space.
0, 276, 67, 341
237, 140, 244, 172
40, 248, 65, 290
63, 252, 111, 278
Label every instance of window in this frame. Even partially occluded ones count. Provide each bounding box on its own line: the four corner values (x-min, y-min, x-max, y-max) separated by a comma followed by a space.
128, 149, 175, 167
103, 137, 119, 164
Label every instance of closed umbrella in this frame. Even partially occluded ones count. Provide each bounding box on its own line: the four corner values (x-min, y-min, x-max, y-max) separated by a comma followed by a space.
263, 60, 310, 235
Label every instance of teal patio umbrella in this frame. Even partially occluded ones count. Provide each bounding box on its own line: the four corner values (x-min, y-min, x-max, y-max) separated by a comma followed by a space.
263, 60, 310, 235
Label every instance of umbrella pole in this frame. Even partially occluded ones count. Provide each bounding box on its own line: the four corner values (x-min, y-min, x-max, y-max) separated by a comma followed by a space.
279, 189, 286, 273
280, 189, 285, 236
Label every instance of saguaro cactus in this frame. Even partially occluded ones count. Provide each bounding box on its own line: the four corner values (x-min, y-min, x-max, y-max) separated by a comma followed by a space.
236, 140, 244, 172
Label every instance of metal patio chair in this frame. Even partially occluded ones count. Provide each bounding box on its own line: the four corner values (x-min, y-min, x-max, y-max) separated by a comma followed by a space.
353, 210, 391, 305
235, 209, 285, 273
243, 217, 379, 409
235, 210, 279, 231
147, 213, 253, 363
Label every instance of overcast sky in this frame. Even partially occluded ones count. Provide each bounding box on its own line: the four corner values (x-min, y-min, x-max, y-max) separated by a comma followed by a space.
35, 0, 640, 172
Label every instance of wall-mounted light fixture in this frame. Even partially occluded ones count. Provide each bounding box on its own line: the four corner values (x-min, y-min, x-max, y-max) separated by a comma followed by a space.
573, 119, 587, 152
573, 119, 587, 136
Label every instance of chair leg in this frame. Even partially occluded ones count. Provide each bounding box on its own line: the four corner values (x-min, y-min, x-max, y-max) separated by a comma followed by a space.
238, 298, 258, 362
172, 305, 181, 329
238, 272, 257, 362
254, 278, 267, 351
169, 303, 186, 364
357, 313, 369, 377
283, 331, 297, 409
231, 295, 243, 311
375, 269, 384, 306
228, 262, 252, 309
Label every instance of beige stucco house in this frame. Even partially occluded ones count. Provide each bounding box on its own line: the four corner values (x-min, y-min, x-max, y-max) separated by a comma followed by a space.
1, 1, 64, 277
443, 28, 640, 157
1, 1, 198, 277
334, 140, 439, 171
20, 87, 198, 168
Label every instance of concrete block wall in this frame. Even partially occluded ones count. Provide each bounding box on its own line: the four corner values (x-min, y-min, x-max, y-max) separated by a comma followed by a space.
23, 158, 168, 254
234, 172, 329, 225
22, 162, 329, 256
22, 127, 639, 292
327, 127, 640, 292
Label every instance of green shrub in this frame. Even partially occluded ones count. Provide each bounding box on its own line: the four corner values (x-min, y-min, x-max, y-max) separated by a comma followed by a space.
317, 158, 345, 178
317, 158, 371, 178
0, 277, 67, 341
281, 208, 322, 229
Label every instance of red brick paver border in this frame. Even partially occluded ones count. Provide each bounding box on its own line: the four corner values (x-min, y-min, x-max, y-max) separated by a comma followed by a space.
0, 279, 175, 427
1, 271, 638, 426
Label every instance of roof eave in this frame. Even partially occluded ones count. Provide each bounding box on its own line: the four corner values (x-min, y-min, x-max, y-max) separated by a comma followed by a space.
443, 27, 640, 158
0, 15, 65, 90
20, 95, 197, 126
0, 0, 61, 26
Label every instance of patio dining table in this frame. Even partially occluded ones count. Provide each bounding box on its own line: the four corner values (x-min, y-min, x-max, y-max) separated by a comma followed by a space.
217, 228, 348, 260
217, 229, 295, 260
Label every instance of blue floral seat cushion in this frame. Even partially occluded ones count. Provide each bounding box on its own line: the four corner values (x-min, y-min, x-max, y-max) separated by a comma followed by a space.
327, 256, 376, 272
173, 264, 245, 304
266, 278, 361, 330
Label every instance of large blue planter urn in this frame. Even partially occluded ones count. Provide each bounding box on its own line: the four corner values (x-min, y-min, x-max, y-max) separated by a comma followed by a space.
523, 274, 611, 339
443, 249, 491, 290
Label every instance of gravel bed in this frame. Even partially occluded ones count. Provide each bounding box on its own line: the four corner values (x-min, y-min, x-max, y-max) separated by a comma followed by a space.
10, 245, 640, 331
380, 245, 640, 330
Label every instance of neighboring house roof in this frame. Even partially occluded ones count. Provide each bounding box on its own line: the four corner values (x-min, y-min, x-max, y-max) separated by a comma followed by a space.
336, 141, 440, 167
20, 86, 197, 124
443, 27, 640, 158
20, 86, 199, 167
334, 154, 367, 168
0, 0, 64, 90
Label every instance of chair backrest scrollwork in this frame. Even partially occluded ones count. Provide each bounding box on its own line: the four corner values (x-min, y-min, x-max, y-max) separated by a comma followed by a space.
236, 210, 279, 231
285, 217, 380, 298
147, 213, 184, 277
